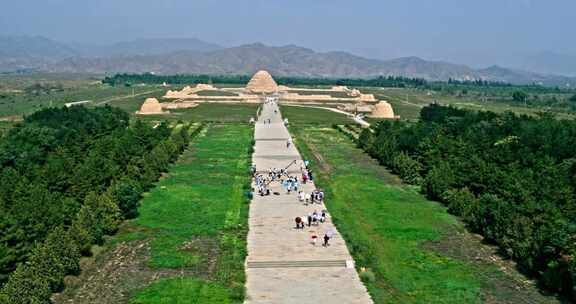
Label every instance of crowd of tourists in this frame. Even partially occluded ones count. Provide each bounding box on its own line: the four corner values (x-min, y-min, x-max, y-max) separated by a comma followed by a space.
251, 160, 333, 247
251, 101, 335, 247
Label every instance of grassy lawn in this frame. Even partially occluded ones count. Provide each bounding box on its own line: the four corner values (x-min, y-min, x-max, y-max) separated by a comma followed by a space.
290, 126, 557, 304
288, 90, 352, 99
124, 124, 253, 303
105, 90, 168, 113
139, 103, 259, 123
280, 105, 354, 125
130, 278, 231, 304
196, 90, 239, 96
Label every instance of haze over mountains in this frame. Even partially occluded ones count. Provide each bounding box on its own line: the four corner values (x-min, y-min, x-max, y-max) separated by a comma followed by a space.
1, 35, 575, 86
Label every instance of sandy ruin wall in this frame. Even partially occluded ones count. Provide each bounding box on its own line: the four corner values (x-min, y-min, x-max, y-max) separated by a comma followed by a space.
162, 102, 198, 109
370, 101, 395, 119
137, 98, 166, 115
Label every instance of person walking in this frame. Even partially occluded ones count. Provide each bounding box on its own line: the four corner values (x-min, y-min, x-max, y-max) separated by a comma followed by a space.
323, 233, 330, 247
312, 210, 319, 226
295, 217, 303, 229
307, 213, 312, 227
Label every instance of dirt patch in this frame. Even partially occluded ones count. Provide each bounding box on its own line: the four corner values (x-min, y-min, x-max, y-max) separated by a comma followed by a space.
52, 235, 220, 304
423, 227, 561, 304
0, 115, 23, 122
53, 240, 160, 304
180, 236, 221, 279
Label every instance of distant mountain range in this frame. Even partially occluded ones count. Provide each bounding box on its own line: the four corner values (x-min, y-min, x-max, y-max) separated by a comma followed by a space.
1, 35, 575, 87
521, 51, 576, 77
69, 38, 223, 57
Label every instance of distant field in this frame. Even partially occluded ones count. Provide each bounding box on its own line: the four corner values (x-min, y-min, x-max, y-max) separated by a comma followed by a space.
139, 103, 259, 123
291, 126, 559, 304
212, 83, 245, 89
104, 90, 167, 113
280, 105, 354, 125
0, 73, 99, 90
0, 84, 160, 117
361, 87, 576, 120
196, 90, 239, 96
288, 90, 352, 99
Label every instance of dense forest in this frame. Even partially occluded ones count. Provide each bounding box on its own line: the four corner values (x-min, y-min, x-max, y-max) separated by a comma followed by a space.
357, 105, 576, 299
0, 106, 198, 303
102, 73, 428, 88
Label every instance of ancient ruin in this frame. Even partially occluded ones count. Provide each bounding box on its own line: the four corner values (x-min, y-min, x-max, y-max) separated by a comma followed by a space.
142, 70, 396, 118
370, 101, 395, 119
136, 98, 165, 115
246, 70, 279, 94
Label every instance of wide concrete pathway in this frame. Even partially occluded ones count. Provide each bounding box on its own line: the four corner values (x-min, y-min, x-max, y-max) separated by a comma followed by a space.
245, 102, 373, 304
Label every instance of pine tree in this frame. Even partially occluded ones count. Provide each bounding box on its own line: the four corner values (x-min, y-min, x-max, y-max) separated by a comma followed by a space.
0, 263, 51, 304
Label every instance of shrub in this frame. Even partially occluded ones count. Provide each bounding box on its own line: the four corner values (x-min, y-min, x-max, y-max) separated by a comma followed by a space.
391, 152, 422, 184
359, 269, 376, 283
84, 192, 122, 236
512, 90, 528, 102
422, 162, 455, 201
108, 179, 141, 219
442, 187, 477, 218
69, 210, 96, 255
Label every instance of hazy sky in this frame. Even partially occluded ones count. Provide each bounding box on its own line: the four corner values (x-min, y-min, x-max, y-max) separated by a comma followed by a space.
1, 0, 575, 67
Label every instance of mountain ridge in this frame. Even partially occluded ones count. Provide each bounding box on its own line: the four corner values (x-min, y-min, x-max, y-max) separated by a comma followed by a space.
1, 35, 575, 86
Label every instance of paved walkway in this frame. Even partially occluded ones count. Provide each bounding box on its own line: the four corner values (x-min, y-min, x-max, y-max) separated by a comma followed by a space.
245, 102, 373, 304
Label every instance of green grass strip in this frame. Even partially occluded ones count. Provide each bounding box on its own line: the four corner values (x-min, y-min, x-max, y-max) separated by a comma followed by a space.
128, 124, 253, 303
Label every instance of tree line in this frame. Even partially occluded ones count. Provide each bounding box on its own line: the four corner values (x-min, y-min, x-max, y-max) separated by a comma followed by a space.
102, 73, 576, 94
102, 73, 428, 88
0, 106, 201, 303
356, 104, 575, 299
